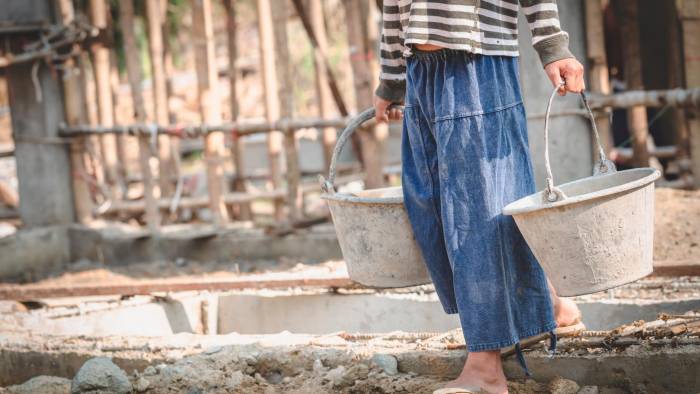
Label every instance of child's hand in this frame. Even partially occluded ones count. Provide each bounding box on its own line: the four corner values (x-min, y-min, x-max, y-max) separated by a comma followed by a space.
374, 95, 403, 123
544, 58, 585, 96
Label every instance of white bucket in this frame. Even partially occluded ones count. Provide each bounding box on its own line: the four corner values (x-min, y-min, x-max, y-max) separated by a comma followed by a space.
503, 86, 660, 296
320, 107, 431, 288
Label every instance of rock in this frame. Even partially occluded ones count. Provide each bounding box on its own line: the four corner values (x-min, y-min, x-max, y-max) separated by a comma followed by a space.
227, 371, 246, 387
143, 366, 157, 376
325, 366, 347, 386
203, 346, 222, 355
312, 359, 326, 373
578, 386, 599, 394
6, 376, 71, 394
71, 357, 132, 394
549, 377, 580, 394
263, 371, 284, 384
370, 354, 398, 375
134, 377, 150, 392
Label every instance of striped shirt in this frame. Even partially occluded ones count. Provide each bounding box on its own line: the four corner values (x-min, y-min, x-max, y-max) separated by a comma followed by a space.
376, 0, 573, 102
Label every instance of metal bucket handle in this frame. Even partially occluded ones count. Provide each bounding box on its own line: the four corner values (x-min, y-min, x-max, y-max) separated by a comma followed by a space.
319, 105, 401, 193
543, 83, 616, 203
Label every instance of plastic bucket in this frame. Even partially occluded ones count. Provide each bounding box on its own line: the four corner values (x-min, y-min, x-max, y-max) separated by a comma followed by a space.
503, 86, 660, 296
320, 108, 431, 288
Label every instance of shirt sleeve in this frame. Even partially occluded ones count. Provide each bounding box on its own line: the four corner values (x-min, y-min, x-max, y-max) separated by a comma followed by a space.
518, 0, 574, 66
375, 0, 407, 103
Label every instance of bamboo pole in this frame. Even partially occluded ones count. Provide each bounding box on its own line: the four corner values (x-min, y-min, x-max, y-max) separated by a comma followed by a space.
677, 0, 700, 188
223, 0, 252, 220
89, 0, 123, 197
110, 49, 129, 189
119, 0, 160, 231
58, 0, 93, 223
102, 190, 286, 214
289, 0, 349, 117
618, 0, 650, 168
344, 0, 384, 188
256, 0, 285, 222
586, 88, 700, 108
161, 0, 177, 124
270, 0, 299, 222
190, 0, 230, 225
584, 0, 613, 155
60, 116, 352, 136
146, 0, 176, 198
308, 0, 336, 169
669, 1, 692, 184
78, 51, 105, 189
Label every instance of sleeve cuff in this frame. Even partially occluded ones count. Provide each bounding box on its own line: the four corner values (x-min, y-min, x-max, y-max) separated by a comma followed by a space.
375, 79, 406, 103
534, 33, 574, 67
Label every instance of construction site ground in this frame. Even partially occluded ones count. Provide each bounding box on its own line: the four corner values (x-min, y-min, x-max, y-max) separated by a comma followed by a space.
0, 188, 699, 393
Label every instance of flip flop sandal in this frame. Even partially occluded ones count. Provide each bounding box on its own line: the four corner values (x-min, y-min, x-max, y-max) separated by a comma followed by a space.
432, 387, 485, 394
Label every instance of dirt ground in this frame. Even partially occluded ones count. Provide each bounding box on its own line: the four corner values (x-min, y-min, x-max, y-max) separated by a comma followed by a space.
654, 188, 700, 262
0, 327, 679, 393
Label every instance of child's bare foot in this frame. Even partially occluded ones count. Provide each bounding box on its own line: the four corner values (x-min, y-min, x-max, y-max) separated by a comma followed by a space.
438, 351, 508, 394
548, 280, 582, 327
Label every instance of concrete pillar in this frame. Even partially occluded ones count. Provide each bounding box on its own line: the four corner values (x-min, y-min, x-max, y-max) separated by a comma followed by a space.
517, 0, 593, 188
5, 4, 76, 227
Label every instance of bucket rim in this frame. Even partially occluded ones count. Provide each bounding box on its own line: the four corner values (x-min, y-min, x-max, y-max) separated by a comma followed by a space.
321, 186, 403, 205
320, 192, 403, 205
502, 167, 661, 216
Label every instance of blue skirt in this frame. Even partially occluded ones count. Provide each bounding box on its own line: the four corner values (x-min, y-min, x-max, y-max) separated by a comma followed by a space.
401, 49, 556, 352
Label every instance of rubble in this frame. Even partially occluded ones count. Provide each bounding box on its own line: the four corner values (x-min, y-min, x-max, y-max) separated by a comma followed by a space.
70, 357, 132, 394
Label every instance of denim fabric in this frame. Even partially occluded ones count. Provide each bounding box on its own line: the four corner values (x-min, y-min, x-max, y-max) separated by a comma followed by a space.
401, 49, 556, 352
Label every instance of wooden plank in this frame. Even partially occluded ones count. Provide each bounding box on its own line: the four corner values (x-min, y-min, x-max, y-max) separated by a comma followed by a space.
0, 276, 356, 301
653, 260, 700, 277
191, 0, 230, 225
119, 0, 160, 231
223, 0, 252, 220
0, 143, 13, 158
146, 0, 177, 198
0, 180, 17, 208
256, 0, 285, 222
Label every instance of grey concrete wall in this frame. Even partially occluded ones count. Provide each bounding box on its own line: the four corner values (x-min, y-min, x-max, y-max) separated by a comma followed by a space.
67, 225, 343, 266
218, 293, 461, 334
217, 292, 700, 335
517, 0, 593, 189
19, 295, 211, 337
0, 0, 54, 24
